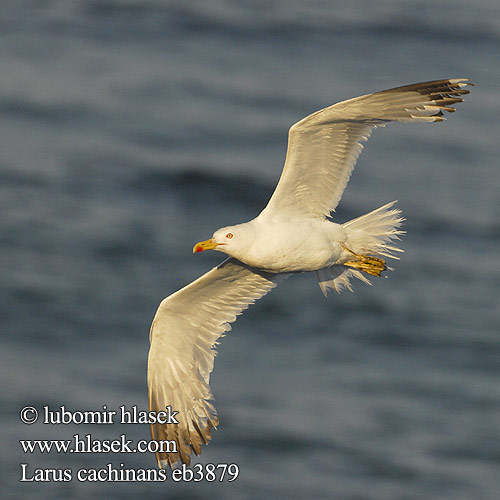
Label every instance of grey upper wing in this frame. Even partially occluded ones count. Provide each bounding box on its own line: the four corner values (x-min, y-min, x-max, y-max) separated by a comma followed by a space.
261, 79, 472, 220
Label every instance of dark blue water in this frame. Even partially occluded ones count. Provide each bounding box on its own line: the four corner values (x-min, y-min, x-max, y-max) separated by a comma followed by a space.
2, 1, 499, 498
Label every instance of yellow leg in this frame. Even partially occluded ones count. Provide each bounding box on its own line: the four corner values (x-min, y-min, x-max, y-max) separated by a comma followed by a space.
341, 244, 386, 277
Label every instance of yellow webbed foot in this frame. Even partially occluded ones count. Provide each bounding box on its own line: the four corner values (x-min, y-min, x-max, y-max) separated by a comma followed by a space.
341, 244, 387, 277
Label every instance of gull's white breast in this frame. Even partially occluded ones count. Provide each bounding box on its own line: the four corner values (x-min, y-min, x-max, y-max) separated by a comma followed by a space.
237, 218, 347, 273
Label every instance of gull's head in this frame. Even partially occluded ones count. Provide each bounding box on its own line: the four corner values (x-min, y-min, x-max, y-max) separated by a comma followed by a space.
193, 224, 250, 257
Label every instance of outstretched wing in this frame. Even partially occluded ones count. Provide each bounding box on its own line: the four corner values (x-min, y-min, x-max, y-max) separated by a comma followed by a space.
261, 79, 472, 219
148, 258, 284, 468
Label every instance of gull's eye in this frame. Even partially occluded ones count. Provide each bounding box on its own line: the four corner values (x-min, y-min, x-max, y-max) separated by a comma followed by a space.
226, 233, 233, 239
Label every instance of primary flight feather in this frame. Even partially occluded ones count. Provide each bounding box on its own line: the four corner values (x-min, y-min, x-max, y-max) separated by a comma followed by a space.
148, 79, 472, 468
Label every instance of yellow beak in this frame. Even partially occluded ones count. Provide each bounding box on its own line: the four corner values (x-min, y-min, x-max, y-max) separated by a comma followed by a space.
193, 238, 219, 253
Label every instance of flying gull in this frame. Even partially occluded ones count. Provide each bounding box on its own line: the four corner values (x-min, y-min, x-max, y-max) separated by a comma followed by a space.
147, 79, 472, 468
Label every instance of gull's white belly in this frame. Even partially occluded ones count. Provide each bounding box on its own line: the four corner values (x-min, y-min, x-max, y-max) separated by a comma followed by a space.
237, 220, 347, 273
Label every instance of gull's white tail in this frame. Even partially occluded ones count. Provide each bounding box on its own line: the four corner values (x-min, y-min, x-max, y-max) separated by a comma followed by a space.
315, 201, 405, 295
